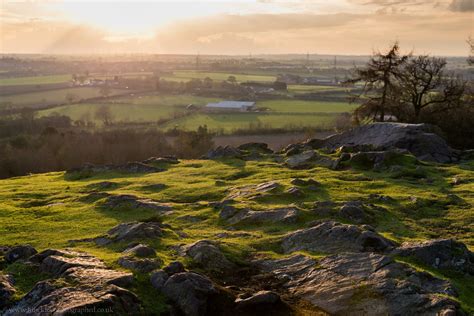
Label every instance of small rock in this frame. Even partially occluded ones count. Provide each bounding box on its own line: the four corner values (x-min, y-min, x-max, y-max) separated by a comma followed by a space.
4, 245, 37, 263
104, 194, 172, 213
286, 187, 304, 197
180, 240, 235, 274
339, 201, 367, 224
94, 221, 163, 245
118, 256, 162, 273
123, 244, 156, 258
163, 261, 186, 275
235, 290, 280, 310
285, 150, 316, 169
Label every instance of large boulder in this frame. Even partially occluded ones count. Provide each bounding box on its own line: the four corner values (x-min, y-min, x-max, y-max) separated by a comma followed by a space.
180, 240, 236, 274
4, 249, 139, 315
256, 253, 460, 315
237, 142, 273, 153
206, 146, 242, 159
393, 239, 474, 275
317, 123, 457, 163
281, 221, 395, 254
161, 272, 218, 316
285, 150, 316, 169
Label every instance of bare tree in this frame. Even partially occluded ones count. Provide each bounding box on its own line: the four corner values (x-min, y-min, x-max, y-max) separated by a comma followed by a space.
347, 43, 409, 122
397, 55, 466, 122
95, 105, 114, 126
468, 37, 474, 66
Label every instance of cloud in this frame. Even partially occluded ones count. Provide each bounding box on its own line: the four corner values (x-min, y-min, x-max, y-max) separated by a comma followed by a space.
449, 0, 474, 11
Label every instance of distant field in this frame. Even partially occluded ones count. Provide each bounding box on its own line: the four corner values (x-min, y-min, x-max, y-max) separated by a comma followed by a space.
162, 71, 276, 83
0, 74, 72, 86
259, 99, 356, 113
160, 113, 337, 133
39, 94, 220, 123
0, 88, 129, 110
287, 84, 348, 93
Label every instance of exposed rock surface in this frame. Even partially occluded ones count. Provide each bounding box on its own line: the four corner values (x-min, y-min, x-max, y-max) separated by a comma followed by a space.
161, 272, 218, 316
344, 149, 408, 170
285, 150, 316, 169
220, 207, 300, 225
0, 273, 15, 309
237, 142, 273, 153
142, 156, 179, 164
180, 240, 236, 274
282, 221, 395, 254
104, 194, 172, 213
317, 123, 457, 163
93, 221, 164, 245
4, 249, 139, 315
118, 256, 162, 273
227, 181, 281, 199
150, 261, 186, 291
4, 245, 37, 263
393, 239, 474, 274
257, 253, 460, 315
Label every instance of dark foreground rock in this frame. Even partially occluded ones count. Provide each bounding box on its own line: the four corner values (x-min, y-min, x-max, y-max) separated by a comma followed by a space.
235, 290, 280, 311
0, 273, 15, 309
118, 256, 163, 273
256, 253, 460, 315
3, 249, 139, 315
318, 122, 458, 163
393, 239, 474, 275
161, 272, 218, 316
282, 221, 395, 254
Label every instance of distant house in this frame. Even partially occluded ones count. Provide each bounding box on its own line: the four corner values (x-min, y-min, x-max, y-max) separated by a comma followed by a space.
205, 101, 256, 112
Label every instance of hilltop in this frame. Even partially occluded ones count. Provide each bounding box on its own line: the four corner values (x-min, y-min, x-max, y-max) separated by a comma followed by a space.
0, 123, 473, 315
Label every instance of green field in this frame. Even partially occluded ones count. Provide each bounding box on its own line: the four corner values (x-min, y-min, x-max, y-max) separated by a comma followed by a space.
0, 155, 472, 313
287, 84, 348, 93
0, 87, 129, 109
161, 113, 337, 132
259, 99, 356, 113
0, 74, 72, 86
162, 70, 276, 83
39, 95, 220, 123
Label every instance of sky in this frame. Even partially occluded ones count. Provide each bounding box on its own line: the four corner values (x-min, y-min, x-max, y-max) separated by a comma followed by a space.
0, 0, 473, 56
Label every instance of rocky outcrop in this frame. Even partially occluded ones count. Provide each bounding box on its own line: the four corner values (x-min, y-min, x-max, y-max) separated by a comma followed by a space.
118, 256, 163, 273
282, 221, 395, 254
285, 150, 316, 169
237, 142, 273, 154
104, 194, 172, 213
206, 146, 242, 159
227, 181, 281, 199
318, 123, 458, 163
393, 239, 474, 274
0, 273, 15, 309
4, 245, 37, 263
179, 240, 236, 274
142, 156, 179, 164
4, 249, 139, 315
220, 207, 300, 226
93, 221, 164, 246
235, 290, 280, 311
161, 272, 218, 316
256, 253, 460, 315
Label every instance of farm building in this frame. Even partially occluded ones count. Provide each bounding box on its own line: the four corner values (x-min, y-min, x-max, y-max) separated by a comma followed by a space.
205, 101, 256, 112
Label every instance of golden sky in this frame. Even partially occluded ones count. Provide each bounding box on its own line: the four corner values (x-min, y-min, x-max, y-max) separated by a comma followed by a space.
0, 0, 473, 55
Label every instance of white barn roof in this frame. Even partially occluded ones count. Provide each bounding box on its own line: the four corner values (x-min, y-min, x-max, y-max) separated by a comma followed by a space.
206, 101, 255, 109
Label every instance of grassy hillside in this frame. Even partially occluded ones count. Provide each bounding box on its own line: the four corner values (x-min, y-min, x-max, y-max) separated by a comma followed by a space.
0, 153, 472, 312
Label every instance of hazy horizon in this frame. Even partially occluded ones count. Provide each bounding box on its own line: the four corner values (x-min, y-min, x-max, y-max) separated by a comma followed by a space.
1, 0, 473, 56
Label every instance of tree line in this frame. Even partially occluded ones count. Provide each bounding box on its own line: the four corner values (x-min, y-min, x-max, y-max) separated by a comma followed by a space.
347, 42, 474, 149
